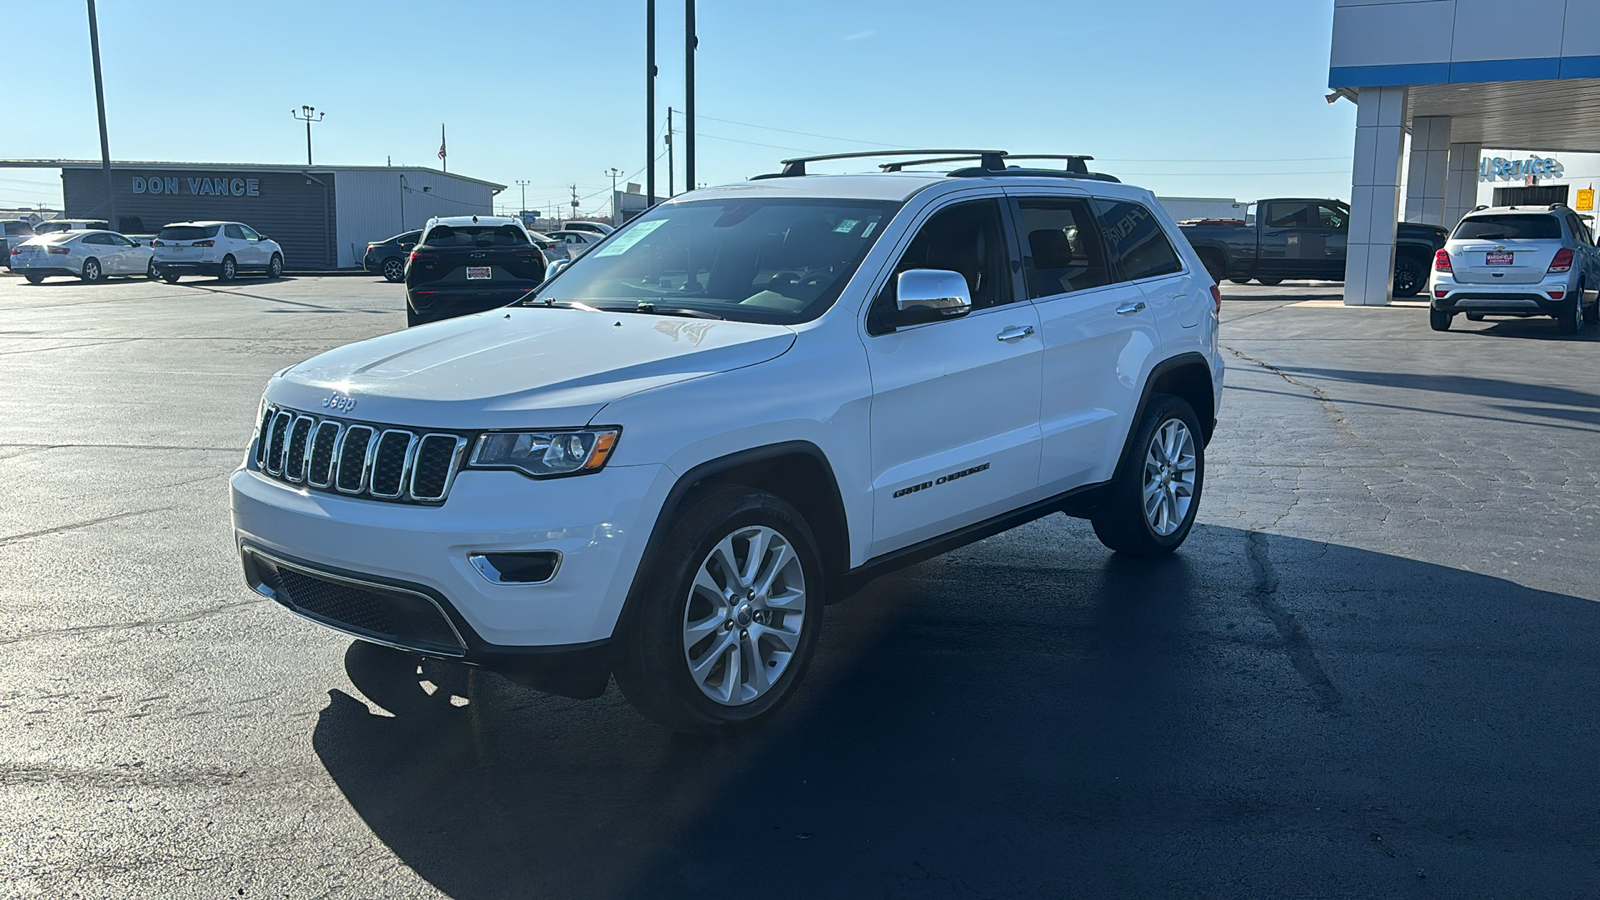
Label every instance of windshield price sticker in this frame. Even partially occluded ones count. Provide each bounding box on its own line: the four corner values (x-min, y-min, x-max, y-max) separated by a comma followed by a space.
593, 219, 667, 258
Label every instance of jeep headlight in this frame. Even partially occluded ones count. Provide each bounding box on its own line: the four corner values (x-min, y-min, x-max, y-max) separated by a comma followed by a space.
468, 428, 620, 478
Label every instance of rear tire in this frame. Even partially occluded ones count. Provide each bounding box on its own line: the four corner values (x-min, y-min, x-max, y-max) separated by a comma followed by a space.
1090, 394, 1204, 557
219, 255, 237, 281
80, 257, 103, 283
1199, 251, 1226, 283
24, 273, 44, 285
1581, 280, 1598, 326
382, 257, 405, 283
266, 254, 283, 279
1430, 309, 1452, 331
1392, 254, 1427, 298
1556, 291, 1581, 335
146, 258, 156, 280
161, 272, 181, 284
614, 487, 826, 735
1228, 277, 1251, 285
1255, 276, 1284, 286
1466, 313, 1484, 322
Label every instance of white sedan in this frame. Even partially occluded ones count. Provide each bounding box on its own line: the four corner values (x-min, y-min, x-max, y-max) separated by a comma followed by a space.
546, 229, 607, 257
10, 230, 155, 284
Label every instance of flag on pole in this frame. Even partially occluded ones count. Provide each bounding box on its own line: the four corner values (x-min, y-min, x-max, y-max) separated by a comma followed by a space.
438, 124, 447, 172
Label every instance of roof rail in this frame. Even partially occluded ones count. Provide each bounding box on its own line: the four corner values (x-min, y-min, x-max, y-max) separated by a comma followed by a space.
1549, 201, 1568, 209
775, 149, 1008, 177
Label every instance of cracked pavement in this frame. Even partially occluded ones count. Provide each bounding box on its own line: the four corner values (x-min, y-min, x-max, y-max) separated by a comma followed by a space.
1, 276, 1596, 898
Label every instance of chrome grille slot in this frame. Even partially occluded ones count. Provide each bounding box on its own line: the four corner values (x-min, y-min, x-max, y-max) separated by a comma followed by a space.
283, 416, 315, 483
252, 404, 469, 505
306, 421, 341, 488
335, 425, 376, 493
368, 430, 415, 498
264, 411, 293, 475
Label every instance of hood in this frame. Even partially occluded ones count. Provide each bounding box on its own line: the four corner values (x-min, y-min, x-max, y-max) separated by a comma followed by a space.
266, 307, 795, 429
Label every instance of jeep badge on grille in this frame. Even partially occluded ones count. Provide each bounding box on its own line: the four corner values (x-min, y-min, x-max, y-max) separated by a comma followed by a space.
322, 392, 357, 412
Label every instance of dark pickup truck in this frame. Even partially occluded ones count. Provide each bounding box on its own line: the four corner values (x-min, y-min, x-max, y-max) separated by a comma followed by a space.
1180, 198, 1449, 297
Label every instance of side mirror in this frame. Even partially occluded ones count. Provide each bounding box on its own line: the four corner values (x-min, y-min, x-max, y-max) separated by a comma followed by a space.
894, 269, 971, 324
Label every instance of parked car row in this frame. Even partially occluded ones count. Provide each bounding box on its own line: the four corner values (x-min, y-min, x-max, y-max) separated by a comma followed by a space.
6, 220, 285, 284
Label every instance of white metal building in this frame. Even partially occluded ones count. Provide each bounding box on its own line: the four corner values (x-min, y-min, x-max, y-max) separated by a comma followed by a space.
1329, 0, 1600, 304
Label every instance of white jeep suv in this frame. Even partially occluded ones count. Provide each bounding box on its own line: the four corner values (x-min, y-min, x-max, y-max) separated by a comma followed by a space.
231, 150, 1224, 734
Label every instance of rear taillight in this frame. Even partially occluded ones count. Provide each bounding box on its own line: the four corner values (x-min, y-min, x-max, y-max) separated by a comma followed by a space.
1209, 283, 1221, 316
409, 250, 437, 262
7, 248, 17, 256
1549, 289, 1566, 300
512, 249, 540, 259
1434, 287, 1449, 299
151, 239, 164, 247
1433, 249, 1452, 272
193, 239, 214, 248
1548, 247, 1574, 274
47, 247, 70, 255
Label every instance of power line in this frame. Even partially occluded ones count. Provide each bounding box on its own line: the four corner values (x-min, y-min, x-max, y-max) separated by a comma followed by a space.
694, 113, 902, 148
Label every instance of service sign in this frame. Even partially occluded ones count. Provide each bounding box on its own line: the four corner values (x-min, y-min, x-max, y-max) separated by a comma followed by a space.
131, 175, 262, 197
1479, 156, 1563, 182
1577, 188, 1595, 212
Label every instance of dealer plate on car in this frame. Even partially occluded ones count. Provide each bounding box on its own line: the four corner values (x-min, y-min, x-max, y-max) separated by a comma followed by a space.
1486, 251, 1513, 265
467, 266, 492, 280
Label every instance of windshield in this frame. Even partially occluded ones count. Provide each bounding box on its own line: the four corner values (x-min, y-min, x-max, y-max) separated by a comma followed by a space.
158, 225, 220, 240
527, 197, 899, 324
1453, 214, 1562, 241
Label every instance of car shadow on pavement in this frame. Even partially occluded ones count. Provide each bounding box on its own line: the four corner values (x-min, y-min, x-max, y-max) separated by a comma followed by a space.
311, 522, 1600, 899
1280, 367, 1600, 410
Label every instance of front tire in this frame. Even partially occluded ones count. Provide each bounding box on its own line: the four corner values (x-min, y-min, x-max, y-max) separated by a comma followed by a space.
24, 273, 44, 285
1466, 313, 1484, 322
161, 271, 181, 284
266, 254, 283, 279
1255, 276, 1284, 286
1091, 395, 1204, 557
218, 255, 237, 281
1430, 309, 1453, 331
382, 257, 405, 283
614, 487, 825, 735
1228, 277, 1252, 285
81, 257, 103, 283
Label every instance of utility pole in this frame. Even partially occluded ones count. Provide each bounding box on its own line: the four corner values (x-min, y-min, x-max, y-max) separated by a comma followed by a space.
86, 0, 116, 232
666, 107, 675, 197
684, 0, 696, 195
645, 0, 656, 206
570, 184, 579, 222
516, 179, 530, 217
291, 105, 325, 166
605, 168, 623, 223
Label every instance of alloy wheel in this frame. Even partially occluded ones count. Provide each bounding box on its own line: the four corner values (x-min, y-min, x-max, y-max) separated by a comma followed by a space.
682, 524, 807, 706
383, 258, 403, 281
1142, 419, 1197, 536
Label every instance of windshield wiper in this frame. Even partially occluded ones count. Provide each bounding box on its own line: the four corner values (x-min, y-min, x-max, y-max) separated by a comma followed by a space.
622, 300, 724, 320
514, 296, 598, 310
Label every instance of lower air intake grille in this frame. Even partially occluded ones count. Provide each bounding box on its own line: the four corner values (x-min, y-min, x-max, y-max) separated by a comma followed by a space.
248, 551, 465, 656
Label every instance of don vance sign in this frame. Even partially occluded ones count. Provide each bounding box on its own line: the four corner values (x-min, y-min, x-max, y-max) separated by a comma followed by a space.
131, 175, 262, 197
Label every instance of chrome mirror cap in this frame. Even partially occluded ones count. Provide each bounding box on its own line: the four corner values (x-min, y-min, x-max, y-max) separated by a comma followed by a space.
896, 268, 972, 319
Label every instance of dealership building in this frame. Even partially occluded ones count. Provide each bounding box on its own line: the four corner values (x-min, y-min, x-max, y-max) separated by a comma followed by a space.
1329, 0, 1600, 304
0, 160, 503, 270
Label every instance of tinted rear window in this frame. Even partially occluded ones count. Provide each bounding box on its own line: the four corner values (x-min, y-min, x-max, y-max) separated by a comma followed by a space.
423, 224, 530, 248
1453, 215, 1561, 241
4, 222, 33, 237
1094, 199, 1183, 281
158, 225, 220, 240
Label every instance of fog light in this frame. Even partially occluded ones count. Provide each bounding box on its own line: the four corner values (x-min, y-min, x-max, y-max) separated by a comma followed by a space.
468, 551, 561, 585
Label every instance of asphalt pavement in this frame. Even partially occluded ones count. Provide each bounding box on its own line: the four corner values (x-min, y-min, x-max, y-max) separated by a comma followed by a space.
1, 272, 1596, 898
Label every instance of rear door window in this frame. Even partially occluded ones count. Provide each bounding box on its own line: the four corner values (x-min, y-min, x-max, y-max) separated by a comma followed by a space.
1093, 199, 1183, 281
1452, 215, 1561, 241
224, 224, 245, 240
1012, 196, 1110, 298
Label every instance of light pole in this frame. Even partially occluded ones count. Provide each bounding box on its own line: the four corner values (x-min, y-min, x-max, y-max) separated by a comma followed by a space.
684, 0, 696, 195
86, 0, 115, 232
516, 179, 530, 219
291, 105, 325, 166
605, 168, 623, 223
645, 0, 656, 206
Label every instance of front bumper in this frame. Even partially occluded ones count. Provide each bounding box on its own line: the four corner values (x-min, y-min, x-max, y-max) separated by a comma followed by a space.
230, 461, 675, 689
1430, 274, 1576, 316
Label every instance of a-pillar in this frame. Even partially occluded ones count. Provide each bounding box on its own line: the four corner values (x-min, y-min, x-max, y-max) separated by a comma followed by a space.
1443, 141, 1483, 230
1344, 85, 1408, 306
1403, 116, 1451, 225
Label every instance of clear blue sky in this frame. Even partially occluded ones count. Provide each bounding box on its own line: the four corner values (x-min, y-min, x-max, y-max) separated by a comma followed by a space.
2, 0, 1359, 215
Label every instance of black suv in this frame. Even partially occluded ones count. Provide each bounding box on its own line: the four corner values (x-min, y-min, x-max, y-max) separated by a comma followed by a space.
364, 229, 421, 283
405, 217, 547, 327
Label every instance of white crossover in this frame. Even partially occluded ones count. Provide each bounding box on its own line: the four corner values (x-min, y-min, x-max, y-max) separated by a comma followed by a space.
10, 229, 155, 284
231, 150, 1226, 733
151, 221, 283, 283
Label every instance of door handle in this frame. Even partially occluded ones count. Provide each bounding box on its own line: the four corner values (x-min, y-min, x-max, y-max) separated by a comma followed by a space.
1116, 300, 1147, 315
996, 325, 1035, 342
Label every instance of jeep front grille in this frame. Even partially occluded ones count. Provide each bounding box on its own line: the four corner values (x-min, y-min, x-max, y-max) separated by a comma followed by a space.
253, 404, 469, 504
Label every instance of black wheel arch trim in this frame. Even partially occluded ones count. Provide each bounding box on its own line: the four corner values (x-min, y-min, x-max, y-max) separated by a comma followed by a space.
613, 441, 851, 635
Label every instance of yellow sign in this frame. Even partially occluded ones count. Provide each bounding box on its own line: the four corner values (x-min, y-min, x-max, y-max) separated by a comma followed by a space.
1578, 188, 1595, 212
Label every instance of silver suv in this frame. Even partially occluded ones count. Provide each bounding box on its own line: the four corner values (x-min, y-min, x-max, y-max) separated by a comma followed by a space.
1430, 204, 1600, 334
